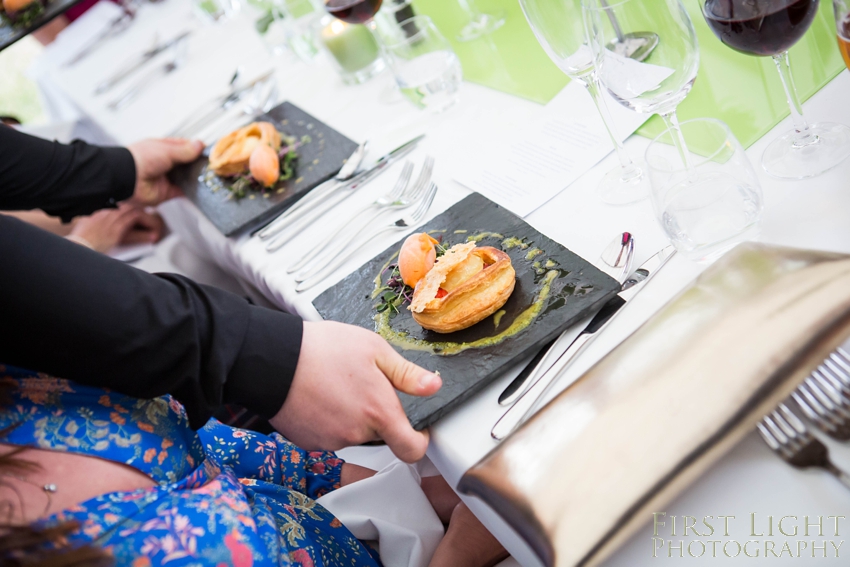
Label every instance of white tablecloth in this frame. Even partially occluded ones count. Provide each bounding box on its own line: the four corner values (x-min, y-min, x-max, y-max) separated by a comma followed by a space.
33, 2, 850, 564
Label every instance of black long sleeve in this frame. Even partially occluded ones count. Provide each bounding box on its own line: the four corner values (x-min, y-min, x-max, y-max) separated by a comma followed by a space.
0, 126, 136, 221
0, 128, 303, 428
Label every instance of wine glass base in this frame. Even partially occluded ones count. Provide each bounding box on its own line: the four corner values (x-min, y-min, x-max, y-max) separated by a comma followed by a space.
762, 122, 850, 180
456, 12, 505, 42
597, 162, 650, 205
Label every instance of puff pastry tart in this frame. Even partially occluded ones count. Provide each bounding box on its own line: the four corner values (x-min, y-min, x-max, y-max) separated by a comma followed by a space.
409, 243, 516, 333
209, 122, 281, 177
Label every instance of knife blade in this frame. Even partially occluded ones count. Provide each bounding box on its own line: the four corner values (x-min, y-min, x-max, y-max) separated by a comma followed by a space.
257, 134, 425, 243
65, 10, 135, 67
95, 30, 192, 95
168, 69, 276, 138
491, 245, 676, 440
498, 234, 635, 406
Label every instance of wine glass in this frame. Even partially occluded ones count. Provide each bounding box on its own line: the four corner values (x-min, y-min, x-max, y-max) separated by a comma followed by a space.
700, 0, 850, 179
324, 0, 383, 24
518, 0, 651, 205
583, 0, 700, 176
456, 0, 506, 42
835, 0, 850, 70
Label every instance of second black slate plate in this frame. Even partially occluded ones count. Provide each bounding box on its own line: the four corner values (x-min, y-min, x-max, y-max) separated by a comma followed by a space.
172, 102, 358, 236
1, 0, 84, 52
313, 193, 621, 429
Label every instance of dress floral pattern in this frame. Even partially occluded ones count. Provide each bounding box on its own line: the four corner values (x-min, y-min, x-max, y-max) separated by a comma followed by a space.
0, 364, 381, 567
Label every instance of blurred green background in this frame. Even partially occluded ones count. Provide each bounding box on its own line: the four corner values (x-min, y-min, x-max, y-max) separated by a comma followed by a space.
0, 37, 45, 124
413, 0, 846, 148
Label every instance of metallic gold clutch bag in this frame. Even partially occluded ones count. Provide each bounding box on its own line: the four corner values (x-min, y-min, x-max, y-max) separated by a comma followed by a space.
459, 243, 850, 567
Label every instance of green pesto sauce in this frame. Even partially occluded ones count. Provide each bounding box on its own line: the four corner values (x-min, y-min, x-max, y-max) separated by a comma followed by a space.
453, 230, 468, 234
373, 270, 558, 356
525, 248, 543, 260
493, 309, 506, 329
544, 259, 558, 268
372, 252, 399, 299
467, 232, 504, 243
502, 236, 529, 250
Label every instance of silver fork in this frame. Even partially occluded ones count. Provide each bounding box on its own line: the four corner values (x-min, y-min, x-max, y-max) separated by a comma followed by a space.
289, 158, 433, 275
295, 182, 438, 293
265, 161, 413, 253
791, 349, 850, 440
758, 404, 850, 489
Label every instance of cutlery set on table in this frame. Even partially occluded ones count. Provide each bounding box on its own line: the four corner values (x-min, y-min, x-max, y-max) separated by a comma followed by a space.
485, 232, 850, 493
758, 348, 850, 489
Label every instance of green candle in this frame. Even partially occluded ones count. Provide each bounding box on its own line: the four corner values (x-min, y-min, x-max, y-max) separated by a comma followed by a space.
321, 19, 380, 73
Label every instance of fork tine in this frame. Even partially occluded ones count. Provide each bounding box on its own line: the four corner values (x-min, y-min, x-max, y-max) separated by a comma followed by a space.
801, 381, 846, 430
406, 156, 434, 195
767, 412, 793, 442
799, 381, 830, 416
792, 391, 826, 425
815, 366, 846, 396
763, 415, 792, 451
809, 375, 850, 420
808, 374, 840, 406
779, 404, 807, 435
391, 162, 414, 199
757, 421, 781, 450
402, 156, 434, 203
831, 348, 850, 377
824, 358, 850, 389
412, 182, 437, 221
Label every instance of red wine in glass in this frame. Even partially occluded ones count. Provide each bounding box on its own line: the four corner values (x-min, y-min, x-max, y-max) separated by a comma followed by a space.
703, 0, 819, 56
325, 0, 383, 24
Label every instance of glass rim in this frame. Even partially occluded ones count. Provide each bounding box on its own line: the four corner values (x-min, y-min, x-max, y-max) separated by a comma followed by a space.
646, 117, 737, 171
383, 15, 439, 48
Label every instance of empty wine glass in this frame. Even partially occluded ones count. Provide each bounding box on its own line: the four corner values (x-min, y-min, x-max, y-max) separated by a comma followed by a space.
519, 0, 650, 205
646, 118, 764, 261
700, 0, 850, 179
583, 0, 700, 176
456, 0, 505, 42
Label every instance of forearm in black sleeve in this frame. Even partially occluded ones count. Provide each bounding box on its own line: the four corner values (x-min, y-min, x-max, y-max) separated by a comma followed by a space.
0, 215, 302, 428
0, 126, 136, 221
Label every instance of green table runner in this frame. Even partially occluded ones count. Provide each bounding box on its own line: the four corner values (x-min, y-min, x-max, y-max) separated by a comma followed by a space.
412, 0, 846, 148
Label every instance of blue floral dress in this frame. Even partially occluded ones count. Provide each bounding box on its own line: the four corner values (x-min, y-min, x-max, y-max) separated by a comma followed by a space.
0, 364, 382, 567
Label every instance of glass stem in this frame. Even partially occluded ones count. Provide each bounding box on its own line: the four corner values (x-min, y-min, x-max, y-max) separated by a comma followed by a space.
456, 0, 480, 18
660, 109, 694, 175
772, 51, 817, 148
584, 73, 636, 174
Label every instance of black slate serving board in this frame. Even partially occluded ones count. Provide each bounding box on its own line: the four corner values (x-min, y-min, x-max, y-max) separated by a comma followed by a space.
172, 102, 358, 236
1, 0, 84, 51
313, 193, 621, 429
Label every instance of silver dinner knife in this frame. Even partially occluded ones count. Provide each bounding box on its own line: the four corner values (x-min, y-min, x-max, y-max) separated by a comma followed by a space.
491, 245, 676, 440
498, 233, 635, 406
65, 9, 135, 67
258, 134, 425, 244
95, 30, 192, 95
253, 141, 367, 235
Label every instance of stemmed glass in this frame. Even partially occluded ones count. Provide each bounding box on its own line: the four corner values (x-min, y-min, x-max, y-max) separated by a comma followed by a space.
583, 0, 700, 176
700, 0, 850, 179
838, 0, 850, 69
518, 0, 650, 205
456, 0, 505, 42
324, 0, 382, 24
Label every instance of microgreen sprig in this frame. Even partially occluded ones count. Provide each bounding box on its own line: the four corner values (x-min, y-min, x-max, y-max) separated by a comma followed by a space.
376, 263, 412, 314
